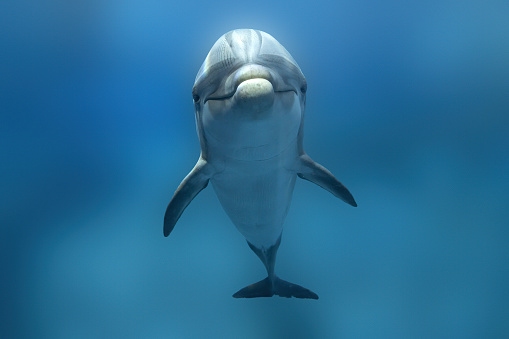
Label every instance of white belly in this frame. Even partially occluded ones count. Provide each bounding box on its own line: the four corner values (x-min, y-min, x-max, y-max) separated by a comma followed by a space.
210, 150, 298, 249
201, 90, 302, 248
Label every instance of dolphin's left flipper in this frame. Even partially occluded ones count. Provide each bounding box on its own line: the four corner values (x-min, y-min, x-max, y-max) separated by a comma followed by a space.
297, 154, 357, 207
164, 157, 212, 237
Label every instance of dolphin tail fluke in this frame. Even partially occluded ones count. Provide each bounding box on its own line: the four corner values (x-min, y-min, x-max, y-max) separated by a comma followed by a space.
233, 277, 319, 299
234, 236, 319, 299
163, 157, 212, 237
297, 153, 357, 207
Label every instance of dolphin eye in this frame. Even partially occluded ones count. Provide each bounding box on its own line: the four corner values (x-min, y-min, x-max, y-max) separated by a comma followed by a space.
193, 94, 200, 102
300, 84, 307, 94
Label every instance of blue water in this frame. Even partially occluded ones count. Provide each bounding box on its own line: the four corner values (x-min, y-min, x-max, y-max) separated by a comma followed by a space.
1, 0, 508, 338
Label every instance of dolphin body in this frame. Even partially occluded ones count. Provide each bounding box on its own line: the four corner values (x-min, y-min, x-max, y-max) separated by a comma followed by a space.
164, 29, 356, 299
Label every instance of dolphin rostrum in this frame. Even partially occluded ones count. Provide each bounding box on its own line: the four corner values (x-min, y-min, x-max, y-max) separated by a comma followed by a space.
164, 29, 357, 299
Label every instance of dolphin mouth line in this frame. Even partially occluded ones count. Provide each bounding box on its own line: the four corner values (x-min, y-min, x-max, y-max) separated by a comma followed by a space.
205, 81, 296, 103
204, 64, 298, 103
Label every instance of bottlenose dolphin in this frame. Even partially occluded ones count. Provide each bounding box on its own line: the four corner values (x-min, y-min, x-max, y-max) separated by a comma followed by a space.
164, 29, 356, 299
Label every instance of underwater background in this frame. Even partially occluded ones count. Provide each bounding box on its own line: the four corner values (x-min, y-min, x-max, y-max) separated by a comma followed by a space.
1, 0, 508, 337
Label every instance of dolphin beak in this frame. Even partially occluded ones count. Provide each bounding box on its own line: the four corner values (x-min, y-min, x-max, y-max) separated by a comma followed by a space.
233, 78, 275, 114
233, 64, 274, 91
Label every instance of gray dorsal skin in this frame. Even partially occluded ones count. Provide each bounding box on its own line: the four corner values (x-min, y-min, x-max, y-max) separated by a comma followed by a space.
163, 29, 356, 299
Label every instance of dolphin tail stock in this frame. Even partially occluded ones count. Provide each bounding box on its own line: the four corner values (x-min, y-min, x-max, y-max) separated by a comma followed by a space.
164, 157, 212, 237
297, 153, 357, 207
232, 235, 319, 299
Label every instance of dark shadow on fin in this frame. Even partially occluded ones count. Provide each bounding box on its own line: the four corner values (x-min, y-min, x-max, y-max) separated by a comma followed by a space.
233, 277, 319, 300
163, 158, 211, 237
274, 277, 319, 299
232, 277, 273, 298
298, 153, 357, 207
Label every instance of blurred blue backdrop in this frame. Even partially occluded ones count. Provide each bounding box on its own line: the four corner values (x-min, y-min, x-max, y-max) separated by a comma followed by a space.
1, 0, 508, 337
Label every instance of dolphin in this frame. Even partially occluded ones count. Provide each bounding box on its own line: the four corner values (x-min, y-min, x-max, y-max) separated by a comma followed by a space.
164, 29, 357, 299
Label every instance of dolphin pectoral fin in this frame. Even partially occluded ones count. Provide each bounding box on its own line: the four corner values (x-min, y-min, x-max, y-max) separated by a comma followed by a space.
297, 154, 357, 207
232, 277, 319, 299
164, 158, 211, 237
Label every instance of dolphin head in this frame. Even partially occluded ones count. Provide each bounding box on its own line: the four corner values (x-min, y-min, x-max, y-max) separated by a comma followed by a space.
192, 29, 307, 161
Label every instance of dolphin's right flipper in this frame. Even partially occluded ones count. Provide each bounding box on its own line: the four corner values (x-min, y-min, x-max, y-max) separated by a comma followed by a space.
164, 158, 212, 237
297, 153, 357, 207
